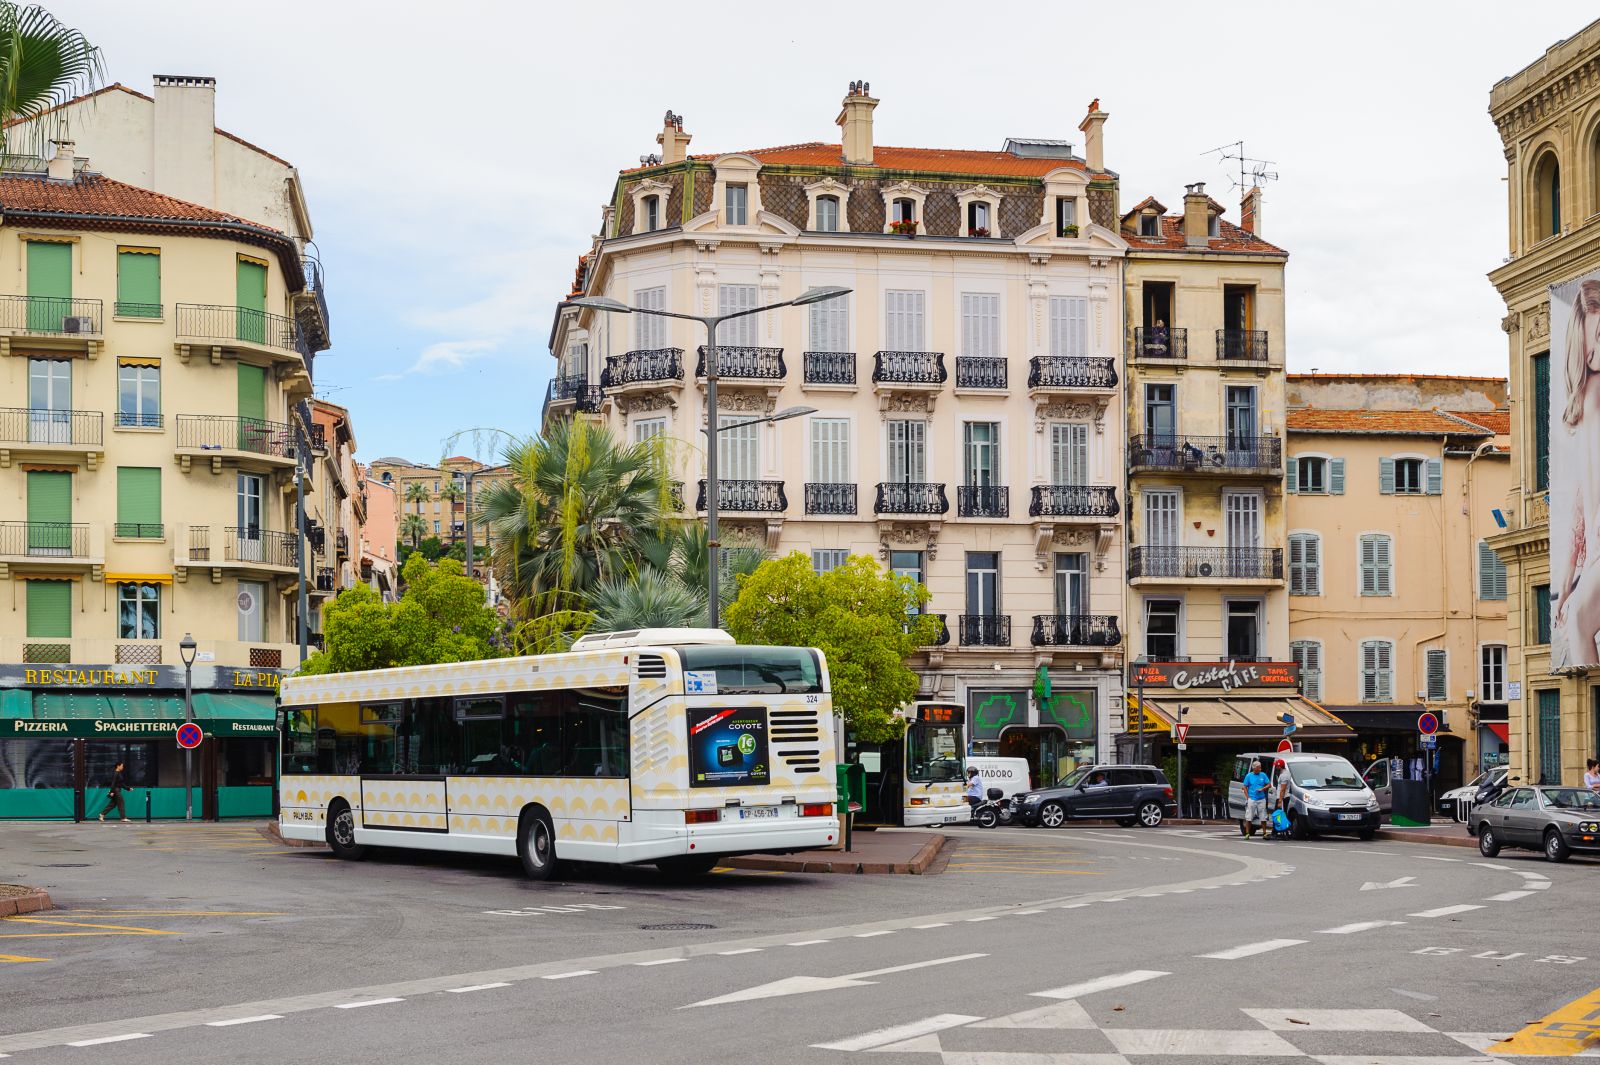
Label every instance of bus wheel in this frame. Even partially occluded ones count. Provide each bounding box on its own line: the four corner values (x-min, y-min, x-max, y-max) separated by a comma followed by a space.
326, 801, 367, 861
518, 810, 558, 881
657, 855, 719, 879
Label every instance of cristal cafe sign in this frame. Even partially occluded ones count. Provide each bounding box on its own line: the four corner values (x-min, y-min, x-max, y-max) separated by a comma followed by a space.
1132, 660, 1300, 692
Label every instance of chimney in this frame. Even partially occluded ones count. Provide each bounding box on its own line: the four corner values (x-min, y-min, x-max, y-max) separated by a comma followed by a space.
656, 110, 691, 165
1183, 182, 1210, 247
1077, 99, 1108, 171
152, 75, 217, 207
47, 139, 75, 181
1240, 186, 1263, 236
836, 81, 879, 166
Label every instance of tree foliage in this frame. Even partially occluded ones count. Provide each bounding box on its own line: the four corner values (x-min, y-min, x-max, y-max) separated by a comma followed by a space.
725, 553, 939, 742
298, 555, 506, 675
0, 3, 104, 158
587, 524, 769, 633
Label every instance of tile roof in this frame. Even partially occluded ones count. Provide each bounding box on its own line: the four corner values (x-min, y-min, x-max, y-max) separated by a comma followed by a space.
0, 171, 279, 230
1120, 211, 1285, 255
678, 142, 1090, 179
1447, 409, 1511, 434
1288, 372, 1508, 383
1286, 408, 1495, 435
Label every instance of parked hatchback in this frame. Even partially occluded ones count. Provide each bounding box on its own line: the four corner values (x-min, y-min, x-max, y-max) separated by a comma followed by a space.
1475, 785, 1600, 862
1013, 765, 1177, 828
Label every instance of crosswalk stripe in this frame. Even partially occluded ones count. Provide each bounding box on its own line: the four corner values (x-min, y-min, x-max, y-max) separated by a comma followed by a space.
811, 1014, 981, 1052
1198, 938, 1306, 960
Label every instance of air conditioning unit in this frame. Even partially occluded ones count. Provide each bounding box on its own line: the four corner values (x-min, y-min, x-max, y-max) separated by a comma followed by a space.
1197, 562, 1215, 578
61, 315, 94, 334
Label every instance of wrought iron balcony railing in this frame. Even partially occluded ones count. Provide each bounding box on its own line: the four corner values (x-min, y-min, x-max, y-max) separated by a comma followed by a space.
955, 356, 1007, 389
549, 373, 592, 400
315, 567, 336, 592
114, 300, 163, 319
307, 525, 326, 555
573, 386, 604, 413
1031, 614, 1121, 647
803, 351, 856, 385
1028, 485, 1119, 518
875, 482, 948, 515
957, 484, 1009, 518
1027, 356, 1117, 389
695, 479, 787, 513
1127, 434, 1282, 473
912, 613, 950, 647
309, 423, 327, 451
114, 522, 163, 539
0, 407, 102, 446
0, 521, 90, 557
336, 529, 350, 556
176, 415, 297, 459
602, 348, 683, 387
696, 346, 785, 380
1217, 328, 1269, 362
873, 351, 946, 385
176, 303, 299, 352
959, 614, 1011, 647
1128, 546, 1284, 581
0, 294, 102, 334
805, 482, 857, 515
225, 527, 299, 568
114, 411, 162, 430
1133, 326, 1186, 360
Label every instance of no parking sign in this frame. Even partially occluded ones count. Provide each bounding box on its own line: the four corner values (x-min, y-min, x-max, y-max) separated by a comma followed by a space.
175, 721, 204, 749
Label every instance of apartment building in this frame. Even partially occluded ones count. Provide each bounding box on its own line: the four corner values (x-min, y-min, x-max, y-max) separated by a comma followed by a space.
550, 88, 1132, 781
306, 399, 363, 634
1284, 375, 1512, 791
359, 470, 399, 601
1486, 19, 1600, 785
367, 454, 513, 556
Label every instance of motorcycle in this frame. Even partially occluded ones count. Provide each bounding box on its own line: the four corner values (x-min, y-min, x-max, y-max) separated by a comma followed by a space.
973, 787, 1012, 829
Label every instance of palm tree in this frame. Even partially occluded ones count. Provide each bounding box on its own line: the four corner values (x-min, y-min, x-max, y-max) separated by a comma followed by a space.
398, 513, 426, 549
588, 524, 769, 633
403, 481, 431, 518
436, 480, 464, 543
0, 4, 104, 158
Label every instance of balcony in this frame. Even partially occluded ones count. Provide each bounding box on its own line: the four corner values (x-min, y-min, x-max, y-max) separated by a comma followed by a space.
306, 524, 326, 555
0, 521, 103, 579
1027, 356, 1117, 391
1031, 614, 1121, 648
602, 348, 683, 393
174, 525, 299, 579
336, 529, 350, 557
802, 351, 856, 388
1217, 328, 1269, 363
175, 303, 299, 354
875, 482, 948, 515
115, 300, 163, 319
958, 614, 1011, 647
0, 295, 103, 357
314, 567, 336, 593
546, 373, 596, 412
695, 479, 787, 513
309, 422, 328, 452
113, 522, 164, 540
955, 356, 1007, 390
175, 415, 298, 473
696, 346, 785, 381
1028, 485, 1119, 518
114, 411, 163, 430
0, 407, 104, 468
914, 613, 950, 648
872, 351, 946, 387
805, 483, 857, 515
1132, 326, 1187, 361
1128, 434, 1282, 476
957, 485, 1009, 518
1128, 546, 1284, 584
295, 256, 332, 352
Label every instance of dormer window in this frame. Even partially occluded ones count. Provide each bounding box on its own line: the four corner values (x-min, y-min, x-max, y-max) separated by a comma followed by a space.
893, 198, 915, 223
816, 195, 840, 232
1207, 213, 1220, 238
1139, 214, 1158, 237
1055, 197, 1078, 237
967, 201, 990, 236
726, 183, 749, 226
642, 195, 660, 232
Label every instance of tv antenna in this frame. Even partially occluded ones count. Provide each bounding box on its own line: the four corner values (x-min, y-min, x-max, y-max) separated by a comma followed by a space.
1204, 140, 1279, 193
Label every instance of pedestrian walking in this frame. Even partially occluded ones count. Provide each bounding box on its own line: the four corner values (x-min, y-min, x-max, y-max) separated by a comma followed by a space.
1584, 758, 1600, 792
964, 765, 985, 814
98, 762, 131, 822
1242, 759, 1271, 837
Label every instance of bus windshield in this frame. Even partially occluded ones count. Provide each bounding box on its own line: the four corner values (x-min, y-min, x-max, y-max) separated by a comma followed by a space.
675, 646, 823, 695
906, 724, 963, 783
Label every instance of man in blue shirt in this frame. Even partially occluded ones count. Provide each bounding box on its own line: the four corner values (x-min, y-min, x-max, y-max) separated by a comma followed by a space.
965, 766, 986, 816
1242, 759, 1271, 837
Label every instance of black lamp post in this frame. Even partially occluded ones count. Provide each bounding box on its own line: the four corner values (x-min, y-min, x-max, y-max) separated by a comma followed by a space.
179, 633, 197, 821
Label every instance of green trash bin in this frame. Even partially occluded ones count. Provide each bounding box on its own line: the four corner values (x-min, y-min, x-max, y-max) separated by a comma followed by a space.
837, 763, 866, 851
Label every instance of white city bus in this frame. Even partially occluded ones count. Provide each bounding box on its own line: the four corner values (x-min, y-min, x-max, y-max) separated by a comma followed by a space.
277, 629, 840, 879
848, 701, 970, 827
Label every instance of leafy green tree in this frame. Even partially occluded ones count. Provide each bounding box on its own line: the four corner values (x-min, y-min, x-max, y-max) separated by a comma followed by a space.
0, 4, 103, 157
298, 555, 506, 675
725, 553, 940, 742
588, 524, 769, 633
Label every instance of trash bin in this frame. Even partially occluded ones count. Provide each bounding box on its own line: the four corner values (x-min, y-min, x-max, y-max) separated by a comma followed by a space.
836, 763, 866, 851
1390, 778, 1432, 827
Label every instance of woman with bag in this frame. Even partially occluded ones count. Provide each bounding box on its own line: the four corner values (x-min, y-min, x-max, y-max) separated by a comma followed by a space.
98, 761, 131, 822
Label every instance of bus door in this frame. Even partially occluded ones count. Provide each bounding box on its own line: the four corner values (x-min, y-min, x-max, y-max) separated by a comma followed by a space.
852, 739, 905, 827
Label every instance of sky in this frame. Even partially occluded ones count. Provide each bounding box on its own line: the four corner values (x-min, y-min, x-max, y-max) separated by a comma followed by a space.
49, 1, 1600, 464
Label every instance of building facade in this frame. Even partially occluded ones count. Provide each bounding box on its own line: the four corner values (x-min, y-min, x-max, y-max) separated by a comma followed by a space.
306, 399, 363, 634
1486, 19, 1600, 786
367, 454, 513, 557
551, 89, 1133, 782
358, 470, 399, 601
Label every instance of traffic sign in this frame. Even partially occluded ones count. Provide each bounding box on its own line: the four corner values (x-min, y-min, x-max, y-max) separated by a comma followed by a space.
1417, 712, 1439, 736
1176, 743, 1187, 751
1277, 737, 1294, 754
1280, 711, 1297, 736
1420, 733, 1437, 749
1175, 722, 1191, 744
175, 721, 204, 750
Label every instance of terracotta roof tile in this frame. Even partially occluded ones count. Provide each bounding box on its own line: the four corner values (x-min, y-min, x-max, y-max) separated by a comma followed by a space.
1121, 211, 1285, 255
673, 141, 1089, 179
0, 171, 279, 230
1286, 408, 1494, 435
1447, 409, 1511, 434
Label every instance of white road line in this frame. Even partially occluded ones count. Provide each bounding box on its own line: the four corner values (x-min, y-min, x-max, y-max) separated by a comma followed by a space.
853, 930, 894, 938
444, 984, 509, 994
541, 970, 597, 980
1104, 1028, 1300, 1055
66, 1034, 151, 1047
1318, 920, 1406, 934
912, 923, 949, 929
1061, 903, 1090, 909
811, 1014, 982, 1052
1473, 862, 1512, 870
1033, 969, 1170, 1001
1408, 904, 1484, 918
965, 916, 999, 922
787, 939, 829, 946
334, 997, 403, 1009
1518, 871, 1550, 880
1485, 890, 1535, 902
205, 1015, 284, 1026
715, 948, 762, 956
1414, 855, 1463, 862
845, 953, 988, 980
634, 958, 684, 966
1246, 1007, 1434, 1032
1198, 938, 1307, 960
1523, 880, 1552, 890
1013, 909, 1045, 915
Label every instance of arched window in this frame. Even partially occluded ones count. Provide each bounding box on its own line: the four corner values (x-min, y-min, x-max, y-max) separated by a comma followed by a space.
642, 195, 659, 232
816, 195, 839, 232
1534, 152, 1561, 237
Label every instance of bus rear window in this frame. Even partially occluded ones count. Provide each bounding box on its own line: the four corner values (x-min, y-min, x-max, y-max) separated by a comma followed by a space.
673, 646, 823, 695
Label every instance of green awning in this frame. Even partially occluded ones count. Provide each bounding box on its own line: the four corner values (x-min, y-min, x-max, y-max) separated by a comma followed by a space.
0, 689, 31, 719
2, 691, 277, 738
192, 693, 278, 737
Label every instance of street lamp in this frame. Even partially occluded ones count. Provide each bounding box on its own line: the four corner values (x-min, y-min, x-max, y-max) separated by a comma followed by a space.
440, 427, 522, 583
569, 286, 850, 628
179, 633, 197, 821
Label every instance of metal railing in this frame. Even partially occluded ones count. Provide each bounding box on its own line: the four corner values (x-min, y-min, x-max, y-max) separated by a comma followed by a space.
1031, 614, 1121, 647
1128, 434, 1282, 473
306, 524, 325, 555
696, 346, 785, 380
957, 484, 1009, 517
803, 351, 856, 385
114, 411, 162, 429
1027, 356, 1117, 389
875, 482, 948, 515
959, 614, 1011, 646
1128, 546, 1284, 581
1217, 328, 1269, 362
695, 479, 787, 513
315, 567, 336, 592
186, 525, 211, 561
1133, 326, 1186, 360
0, 521, 89, 557
955, 356, 1007, 389
603, 348, 683, 387
912, 613, 950, 647
0, 407, 102, 445
574, 386, 604, 413
309, 423, 327, 451
805, 483, 857, 515
176, 303, 298, 351
0, 294, 102, 334
1029, 485, 1119, 518
336, 529, 350, 556
224, 527, 299, 568
549, 374, 592, 400
114, 300, 163, 319
114, 522, 163, 539
176, 415, 297, 459
302, 256, 330, 335
873, 351, 947, 385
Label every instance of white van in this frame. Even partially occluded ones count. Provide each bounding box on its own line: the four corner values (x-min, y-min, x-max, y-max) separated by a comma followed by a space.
966, 756, 1033, 799
1228, 751, 1381, 840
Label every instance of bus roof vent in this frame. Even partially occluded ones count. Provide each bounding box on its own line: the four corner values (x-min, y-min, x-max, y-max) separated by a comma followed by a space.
570, 627, 737, 651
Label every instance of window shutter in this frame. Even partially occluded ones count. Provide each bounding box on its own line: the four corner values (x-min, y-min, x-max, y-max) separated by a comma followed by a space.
1376, 642, 1393, 701
809, 296, 847, 352
1361, 642, 1377, 701
1305, 534, 1321, 595
718, 285, 758, 347
1360, 535, 1377, 595
1329, 458, 1345, 495
886, 290, 925, 351
1426, 648, 1448, 701
1288, 535, 1304, 594
635, 287, 666, 349
1048, 296, 1088, 357
1292, 641, 1322, 701
116, 467, 161, 527
1378, 457, 1396, 494
1425, 458, 1443, 495
1286, 458, 1299, 493
117, 249, 160, 311
26, 579, 71, 638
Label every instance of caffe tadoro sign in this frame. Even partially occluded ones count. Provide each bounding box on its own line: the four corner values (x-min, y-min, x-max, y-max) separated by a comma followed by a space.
1132, 661, 1300, 692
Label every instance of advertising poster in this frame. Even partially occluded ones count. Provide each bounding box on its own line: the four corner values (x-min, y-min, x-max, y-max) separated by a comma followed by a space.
1549, 266, 1600, 670
687, 706, 770, 788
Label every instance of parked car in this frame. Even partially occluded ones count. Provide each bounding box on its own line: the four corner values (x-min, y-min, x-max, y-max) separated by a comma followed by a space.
1228, 751, 1381, 840
1475, 785, 1600, 862
1012, 764, 1176, 828
1443, 767, 1509, 824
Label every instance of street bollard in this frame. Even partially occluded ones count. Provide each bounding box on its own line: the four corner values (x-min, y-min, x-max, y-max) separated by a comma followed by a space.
145, 791, 152, 823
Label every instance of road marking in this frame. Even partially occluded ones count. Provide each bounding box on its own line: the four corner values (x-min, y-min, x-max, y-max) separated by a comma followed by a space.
1408, 904, 1484, 918
0, 917, 178, 939
972, 999, 1096, 1030
912, 923, 949, 929
964, 916, 999, 922
1414, 855, 1463, 862
1033, 969, 1170, 1000
444, 984, 508, 994
333, 997, 403, 1009
1360, 876, 1418, 891
1524, 880, 1552, 890
683, 954, 986, 1009
1012, 909, 1044, 915
66, 1034, 151, 1046
205, 1015, 283, 1026
787, 939, 829, 946
853, 930, 894, 938
541, 970, 597, 980
1244, 1007, 1434, 1032
1491, 982, 1600, 1055
1473, 862, 1512, 870
1485, 890, 1536, 902
1198, 938, 1306, 960
1104, 1028, 1300, 1055
715, 948, 761, 956
64, 911, 286, 918
811, 1014, 981, 1052
634, 958, 684, 966
0, 953, 48, 963
1319, 920, 1405, 934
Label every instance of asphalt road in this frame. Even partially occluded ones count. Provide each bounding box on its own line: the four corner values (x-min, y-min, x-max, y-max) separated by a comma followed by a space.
2, 819, 1597, 1063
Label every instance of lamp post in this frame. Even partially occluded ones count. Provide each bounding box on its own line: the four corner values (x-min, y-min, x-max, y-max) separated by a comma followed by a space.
1176, 705, 1189, 818
440, 427, 522, 583
568, 286, 849, 628
179, 633, 197, 821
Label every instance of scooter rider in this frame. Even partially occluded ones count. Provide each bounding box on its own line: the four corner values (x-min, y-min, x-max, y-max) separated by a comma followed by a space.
965, 766, 986, 814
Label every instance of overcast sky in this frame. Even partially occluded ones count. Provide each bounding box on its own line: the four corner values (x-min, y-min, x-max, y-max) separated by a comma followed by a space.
51, 1, 1600, 463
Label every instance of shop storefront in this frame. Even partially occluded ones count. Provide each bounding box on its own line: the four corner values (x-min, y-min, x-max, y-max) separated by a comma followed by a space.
0, 665, 281, 820
966, 667, 1104, 787
1324, 706, 1464, 795
1476, 703, 1509, 773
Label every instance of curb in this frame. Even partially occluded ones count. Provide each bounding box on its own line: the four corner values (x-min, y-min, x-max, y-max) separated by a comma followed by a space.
1373, 828, 1477, 848
724, 834, 948, 875
258, 821, 326, 850
0, 887, 53, 917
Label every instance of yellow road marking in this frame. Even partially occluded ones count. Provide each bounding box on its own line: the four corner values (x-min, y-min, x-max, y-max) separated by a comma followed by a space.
0, 917, 178, 937
63, 911, 285, 918
1492, 985, 1600, 1055
0, 952, 50, 962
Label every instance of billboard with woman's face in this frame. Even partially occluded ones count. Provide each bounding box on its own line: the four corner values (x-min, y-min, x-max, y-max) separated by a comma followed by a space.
1549, 267, 1600, 670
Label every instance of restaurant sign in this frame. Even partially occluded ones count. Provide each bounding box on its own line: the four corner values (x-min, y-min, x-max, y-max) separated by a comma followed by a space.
1131, 660, 1299, 692
0, 665, 283, 691
7, 719, 278, 738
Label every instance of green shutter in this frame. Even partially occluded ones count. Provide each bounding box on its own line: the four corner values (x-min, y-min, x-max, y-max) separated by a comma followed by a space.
1537, 689, 1562, 785
116, 467, 162, 537
116, 250, 161, 317
1286, 457, 1299, 493
26, 241, 72, 332
1532, 352, 1550, 492
26, 580, 71, 638
26, 470, 71, 552
1425, 458, 1443, 495
236, 258, 267, 344
237, 363, 267, 450
1535, 583, 1552, 644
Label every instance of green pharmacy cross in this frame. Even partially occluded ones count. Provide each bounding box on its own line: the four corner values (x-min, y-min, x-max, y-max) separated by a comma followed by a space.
974, 693, 1018, 732
1035, 665, 1092, 734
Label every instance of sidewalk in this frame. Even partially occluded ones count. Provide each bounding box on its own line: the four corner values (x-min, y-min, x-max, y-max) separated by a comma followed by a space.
1372, 820, 1477, 848
723, 829, 946, 874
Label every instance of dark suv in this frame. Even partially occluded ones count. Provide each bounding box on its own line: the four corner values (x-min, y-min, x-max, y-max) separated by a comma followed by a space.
1013, 764, 1177, 828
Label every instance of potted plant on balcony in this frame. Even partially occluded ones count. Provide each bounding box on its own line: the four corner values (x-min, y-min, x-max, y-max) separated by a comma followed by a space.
1058, 223, 1080, 238
888, 218, 917, 236
968, 226, 990, 238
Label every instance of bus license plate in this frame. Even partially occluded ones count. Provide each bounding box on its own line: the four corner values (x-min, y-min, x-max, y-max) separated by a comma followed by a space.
1337, 813, 1361, 821
739, 807, 778, 820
